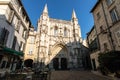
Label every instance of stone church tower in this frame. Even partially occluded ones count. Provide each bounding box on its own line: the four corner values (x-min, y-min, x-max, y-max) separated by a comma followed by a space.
35, 4, 83, 70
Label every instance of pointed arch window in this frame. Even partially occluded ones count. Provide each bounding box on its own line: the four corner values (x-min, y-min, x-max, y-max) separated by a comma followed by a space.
64, 28, 67, 37
54, 26, 58, 36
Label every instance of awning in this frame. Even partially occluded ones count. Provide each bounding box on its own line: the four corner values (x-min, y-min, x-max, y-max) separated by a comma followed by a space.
1, 46, 24, 56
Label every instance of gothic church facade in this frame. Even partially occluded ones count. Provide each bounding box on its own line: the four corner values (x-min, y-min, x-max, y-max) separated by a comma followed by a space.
24, 4, 85, 70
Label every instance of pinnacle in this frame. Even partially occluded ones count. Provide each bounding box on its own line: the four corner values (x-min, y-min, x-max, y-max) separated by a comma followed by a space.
43, 4, 48, 13
72, 9, 77, 19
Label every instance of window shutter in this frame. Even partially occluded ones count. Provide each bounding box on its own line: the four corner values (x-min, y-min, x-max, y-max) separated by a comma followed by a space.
12, 36, 17, 50
19, 41, 25, 51
1, 28, 6, 45
110, 8, 119, 23
4, 30, 9, 46
8, 10, 14, 23
0, 28, 4, 44
16, 20, 21, 31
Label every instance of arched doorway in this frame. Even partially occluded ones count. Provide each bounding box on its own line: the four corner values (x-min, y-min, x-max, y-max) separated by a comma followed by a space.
51, 43, 68, 70
61, 58, 67, 70
24, 59, 33, 68
53, 58, 59, 70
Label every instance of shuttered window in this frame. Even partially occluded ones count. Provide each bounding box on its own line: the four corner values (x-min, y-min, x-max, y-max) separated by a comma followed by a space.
110, 8, 119, 23
12, 36, 17, 50
0, 28, 9, 46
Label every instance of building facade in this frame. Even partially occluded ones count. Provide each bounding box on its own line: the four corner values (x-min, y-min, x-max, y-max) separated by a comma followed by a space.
24, 27, 36, 68
87, 26, 100, 70
88, 0, 120, 70
0, 0, 31, 72
24, 4, 90, 70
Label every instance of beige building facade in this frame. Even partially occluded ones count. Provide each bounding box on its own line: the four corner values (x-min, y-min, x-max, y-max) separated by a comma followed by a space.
88, 0, 120, 70
0, 0, 31, 72
87, 26, 100, 70
24, 4, 90, 70
24, 27, 37, 67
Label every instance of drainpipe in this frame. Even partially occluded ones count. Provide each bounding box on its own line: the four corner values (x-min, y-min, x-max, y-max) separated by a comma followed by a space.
101, 1, 115, 51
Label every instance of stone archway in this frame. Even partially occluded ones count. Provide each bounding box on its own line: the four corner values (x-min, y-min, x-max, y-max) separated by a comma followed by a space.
24, 59, 33, 68
50, 43, 68, 70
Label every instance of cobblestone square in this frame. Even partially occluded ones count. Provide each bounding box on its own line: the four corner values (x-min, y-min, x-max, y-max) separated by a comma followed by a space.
49, 71, 114, 80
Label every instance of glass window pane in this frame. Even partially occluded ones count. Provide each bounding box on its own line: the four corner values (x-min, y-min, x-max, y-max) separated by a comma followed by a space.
110, 8, 119, 23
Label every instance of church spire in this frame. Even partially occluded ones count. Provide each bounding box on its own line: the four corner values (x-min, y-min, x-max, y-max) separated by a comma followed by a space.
72, 9, 77, 19
71, 9, 78, 23
43, 4, 48, 13
72, 9, 78, 41
40, 3, 49, 19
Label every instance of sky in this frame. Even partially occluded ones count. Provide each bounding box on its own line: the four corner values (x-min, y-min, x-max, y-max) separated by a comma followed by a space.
21, 0, 97, 39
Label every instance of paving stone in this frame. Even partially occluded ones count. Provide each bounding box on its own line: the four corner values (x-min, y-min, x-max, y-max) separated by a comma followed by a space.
49, 71, 114, 80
